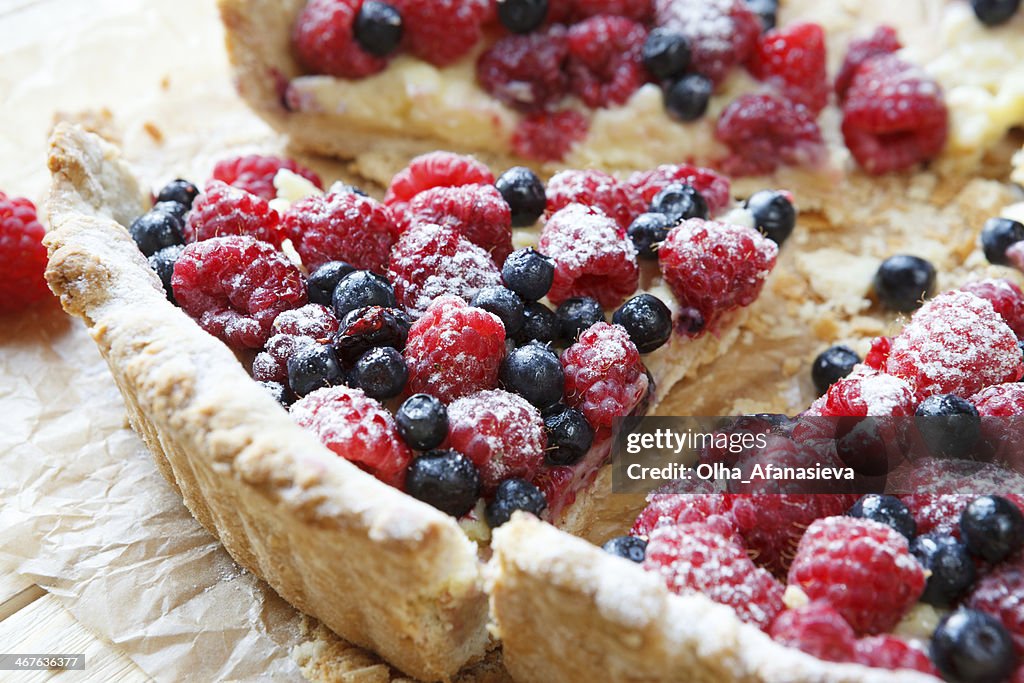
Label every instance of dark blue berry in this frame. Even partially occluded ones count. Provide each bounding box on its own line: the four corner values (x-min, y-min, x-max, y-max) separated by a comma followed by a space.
332, 270, 397, 319
543, 405, 593, 466
496, 167, 546, 227
502, 247, 554, 301
156, 179, 199, 208
556, 297, 605, 344
333, 183, 369, 197
873, 254, 936, 312
650, 182, 708, 223
602, 535, 647, 563
971, 0, 1021, 25
130, 209, 184, 256
349, 346, 407, 399
911, 534, 976, 607
287, 344, 345, 397
496, 0, 548, 34
354, 1, 404, 56
981, 217, 1024, 266
405, 449, 481, 517
627, 212, 673, 260
641, 28, 691, 80
848, 494, 916, 539
613, 294, 672, 354
960, 495, 1024, 563
743, 0, 778, 29
931, 608, 1015, 683
334, 306, 410, 365
485, 478, 547, 527
259, 380, 293, 407
664, 73, 713, 121
472, 285, 525, 337
811, 345, 860, 395
148, 244, 185, 305
396, 394, 448, 451
308, 261, 356, 306
676, 307, 705, 336
745, 190, 796, 245
152, 200, 188, 222
915, 394, 981, 459
517, 301, 558, 344
500, 342, 564, 409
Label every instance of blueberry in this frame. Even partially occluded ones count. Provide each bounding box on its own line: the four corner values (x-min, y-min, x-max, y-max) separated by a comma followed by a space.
472, 285, 525, 337
915, 394, 981, 459
156, 179, 199, 208
613, 294, 672, 354
329, 182, 369, 197
664, 73, 713, 122
485, 478, 547, 528
676, 307, 705, 336
602, 535, 647, 563
556, 297, 605, 344
130, 209, 184, 257
543, 405, 593, 466
960, 495, 1024, 563
287, 344, 345, 397
970, 0, 1021, 26
911, 534, 976, 607
308, 261, 356, 306
334, 306, 410, 365
641, 28, 691, 80
332, 270, 397, 319
405, 450, 481, 517
873, 255, 936, 312
744, 0, 778, 30
396, 394, 448, 451
848, 494, 916, 539
502, 248, 554, 301
349, 346, 407, 400
496, 166, 547, 227
152, 200, 188, 222
258, 380, 293, 407
517, 301, 558, 344
746, 190, 796, 245
627, 212, 673, 260
650, 183, 709, 224
354, 1, 404, 56
811, 345, 861, 395
931, 608, 1015, 683
981, 217, 1024, 266
496, 0, 548, 34
501, 342, 564, 409
148, 244, 185, 305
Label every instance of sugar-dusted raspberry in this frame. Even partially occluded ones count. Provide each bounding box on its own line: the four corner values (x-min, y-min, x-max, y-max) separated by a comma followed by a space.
863, 336, 892, 370
545, 169, 646, 235
626, 163, 731, 215
962, 279, 1024, 339
658, 218, 777, 335
810, 366, 917, 417
252, 304, 339, 383
172, 236, 307, 349
407, 184, 513, 265
973, 383, 1024, 416
788, 516, 926, 634
968, 555, 1024, 656
644, 522, 785, 629
388, 222, 502, 318
293, 0, 388, 78
716, 93, 825, 177
390, 0, 488, 66
0, 192, 49, 315
403, 296, 505, 402
841, 54, 948, 175
566, 16, 648, 108
290, 385, 412, 488
561, 321, 648, 432
568, 0, 653, 21
284, 190, 399, 273
630, 490, 735, 540
834, 26, 902, 102
855, 635, 940, 675
769, 601, 857, 663
384, 151, 495, 210
748, 22, 828, 113
476, 29, 569, 112
211, 154, 323, 201
511, 110, 589, 163
653, 0, 760, 85
445, 389, 547, 492
539, 204, 639, 308
886, 291, 1024, 402
184, 181, 283, 246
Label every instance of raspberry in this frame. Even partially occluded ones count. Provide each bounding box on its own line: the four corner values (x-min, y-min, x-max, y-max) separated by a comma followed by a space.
644, 523, 784, 630
810, 366, 917, 417
539, 204, 639, 308
184, 181, 283, 246
292, 0, 388, 78
407, 184, 513, 265
962, 279, 1024, 339
630, 491, 735, 540
403, 296, 505, 402
841, 54, 948, 175
834, 26, 902, 102
384, 151, 495, 210
626, 163, 732, 215
968, 555, 1024, 657
973, 382, 1024, 416
511, 110, 590, 163
476, 29, 569, 112
445, 389, 546, 492
886, 291, 1024, 402
530, 464, 577, 518
387, 222, 502, 317
0, 193, 49, 314
658, 218, 777, 335
566, 16, 648, 108
252, 304, 340, 382
716, 93, 825, 177
211, 154, 323, 201
653, 0, 761, 85
284, 191, 399, 273
561, 321, 648, 432
290, 385, 413, 488
863, 335, 892, 370
545, 169, 646, 235
565, 0, 653, 21
855, 635, 939, 675
748, 22, 828, 113
172, 236, 307, 349
390, 0, 488, 66
787, 516, 926, 634
769, 601, 857, 663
